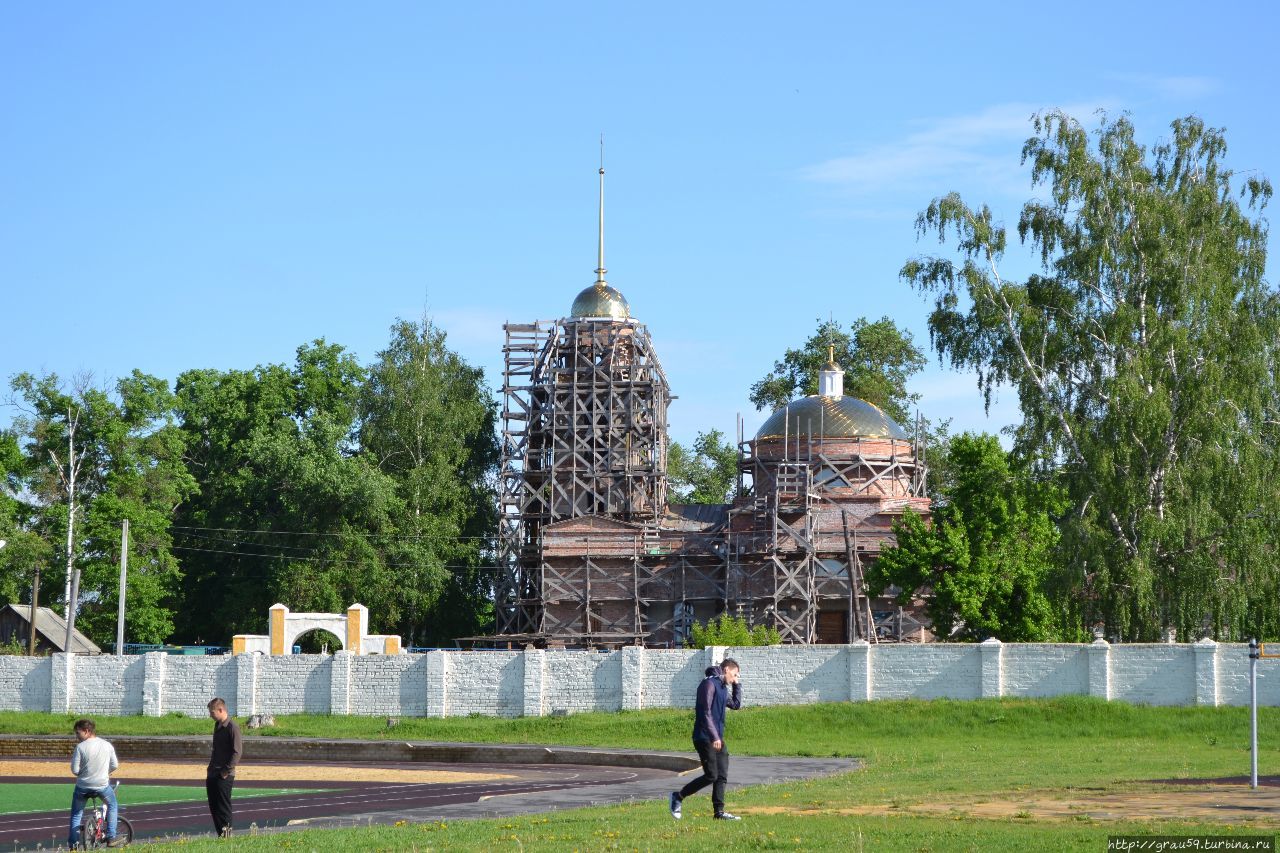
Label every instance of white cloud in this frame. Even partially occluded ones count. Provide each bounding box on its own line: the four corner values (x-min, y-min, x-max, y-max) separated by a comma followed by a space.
427, 307, 509, 351
802, 100, 1118, 196
1106, 73, 1219, 100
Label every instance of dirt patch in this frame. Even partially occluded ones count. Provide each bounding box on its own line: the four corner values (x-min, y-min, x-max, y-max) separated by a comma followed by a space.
741, 786, 1280, 825
0, 759, 514, 784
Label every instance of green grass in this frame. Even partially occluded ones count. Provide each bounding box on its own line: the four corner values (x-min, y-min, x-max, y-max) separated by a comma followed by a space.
0, 783, 321, 815
5, 698, 1279, 850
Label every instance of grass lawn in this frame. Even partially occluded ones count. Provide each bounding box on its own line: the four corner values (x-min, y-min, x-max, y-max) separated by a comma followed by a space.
0, 783, 321, 815
4, 698, 1280, 850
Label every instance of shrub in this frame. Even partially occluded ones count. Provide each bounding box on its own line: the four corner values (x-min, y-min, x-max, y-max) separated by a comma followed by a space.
687, 614, 780, 649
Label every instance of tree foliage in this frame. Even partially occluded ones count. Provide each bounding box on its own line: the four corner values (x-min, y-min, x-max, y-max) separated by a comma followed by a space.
867, 433, 1062, 641
687, 613, 780, 648
359, 319, 499, 644
903, 112, 1278, 640
7, 371, 195, 646
172, 324, 498, 647
668, 429, 738, 505
749, 316, 926, 425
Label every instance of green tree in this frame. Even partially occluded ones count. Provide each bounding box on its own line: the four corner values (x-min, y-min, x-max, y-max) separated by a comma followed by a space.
866, 433, 1062, 641
687, 613, 780, 648
902, 112, 1278, 641
172, 341, 406, 643
748, 316, 926, 424
358, 319, 499, 645
8, 371, 195, 646
0, 429, 51, 611
668, 429, 738, 505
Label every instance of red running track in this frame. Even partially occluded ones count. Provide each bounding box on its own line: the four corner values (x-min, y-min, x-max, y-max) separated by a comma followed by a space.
0, 761, 672, 848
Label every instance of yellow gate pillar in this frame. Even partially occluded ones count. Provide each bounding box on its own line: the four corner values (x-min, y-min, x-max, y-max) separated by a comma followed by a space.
270, 603, 289, 655
346, 604, 367, 655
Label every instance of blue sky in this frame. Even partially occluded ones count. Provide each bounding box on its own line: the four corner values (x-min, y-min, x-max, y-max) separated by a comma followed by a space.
2, 2, 1275, 446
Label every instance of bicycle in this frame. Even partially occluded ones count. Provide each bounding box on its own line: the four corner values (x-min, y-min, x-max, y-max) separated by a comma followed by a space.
77, 780, 134, 849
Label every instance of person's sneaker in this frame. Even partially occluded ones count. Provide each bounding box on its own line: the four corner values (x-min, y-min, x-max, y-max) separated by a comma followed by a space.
714, 811, 742, 820
669, 792, 682, 820
107, 837, 127, 847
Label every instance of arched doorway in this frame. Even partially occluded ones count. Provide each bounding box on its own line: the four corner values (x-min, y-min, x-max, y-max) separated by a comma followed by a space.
292, 628, 344, 655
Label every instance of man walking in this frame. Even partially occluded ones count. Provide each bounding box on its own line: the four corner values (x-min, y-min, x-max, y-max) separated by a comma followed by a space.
68, 719, 123, 848
206, 697, 242, 838
670, 658, 742, 821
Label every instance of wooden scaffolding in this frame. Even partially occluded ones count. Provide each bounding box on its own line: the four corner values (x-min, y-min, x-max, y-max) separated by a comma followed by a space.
495, 316, 671, 639
491, 319, 932, 649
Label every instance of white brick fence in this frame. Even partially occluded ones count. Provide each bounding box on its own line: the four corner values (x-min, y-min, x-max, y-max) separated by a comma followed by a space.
0, 639, 1273, 718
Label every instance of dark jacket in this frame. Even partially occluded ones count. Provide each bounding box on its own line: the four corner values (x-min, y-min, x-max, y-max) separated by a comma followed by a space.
692, 665, 742, 743
207, 717, 243, 779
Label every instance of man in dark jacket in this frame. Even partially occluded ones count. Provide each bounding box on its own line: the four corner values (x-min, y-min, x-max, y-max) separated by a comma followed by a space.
205, 697, 242, 838
670, 658, 742, 820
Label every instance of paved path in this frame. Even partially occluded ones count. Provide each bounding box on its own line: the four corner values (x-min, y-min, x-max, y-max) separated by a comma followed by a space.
0, 749, 859, 848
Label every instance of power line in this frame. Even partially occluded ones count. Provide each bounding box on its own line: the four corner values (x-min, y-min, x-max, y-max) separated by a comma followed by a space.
169, 544, 501, 573
168, 524, 496, 541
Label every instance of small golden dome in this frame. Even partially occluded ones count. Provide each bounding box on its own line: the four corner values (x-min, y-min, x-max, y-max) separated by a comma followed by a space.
570, 283, 630, 320
756, 395, 909, 440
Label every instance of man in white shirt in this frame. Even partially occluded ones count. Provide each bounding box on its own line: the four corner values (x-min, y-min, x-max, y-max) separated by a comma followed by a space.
68, 718, 123, 848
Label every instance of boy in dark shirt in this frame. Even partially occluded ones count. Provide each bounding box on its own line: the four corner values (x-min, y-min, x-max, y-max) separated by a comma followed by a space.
205, 697, 242, 837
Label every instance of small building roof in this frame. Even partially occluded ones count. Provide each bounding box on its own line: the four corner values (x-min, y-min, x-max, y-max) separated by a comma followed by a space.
664, 503, 730, 532
1, 604, 102, 654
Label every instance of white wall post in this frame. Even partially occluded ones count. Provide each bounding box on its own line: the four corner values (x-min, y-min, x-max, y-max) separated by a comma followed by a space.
706, 646, 728, 671
51, 653, 73, 713
235, 653, 258, 717
142, 651, 166, 717
330, 650, 352, 715
1088, 639, 1111, 700
1194, 638, 1218, 707
848, 641, 871, 701
425, 650, 447, 717
979, 637, 1003, 699
522, 647, 545, 717
620, 646, 644, 711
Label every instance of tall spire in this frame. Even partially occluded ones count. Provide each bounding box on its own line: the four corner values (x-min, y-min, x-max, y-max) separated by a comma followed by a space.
594, 136, 606, 286
569, 138, 630, 320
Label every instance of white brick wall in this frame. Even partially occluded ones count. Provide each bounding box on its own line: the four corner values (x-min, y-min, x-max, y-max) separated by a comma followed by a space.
872, 644, 982, 699
70, 655, 145, 716
443, 651, 522, 717
0, 656, 47, 712
1003, 644, 1089, 698
256, 655, 331, 715
543, 651, 621, 714
730, 645, 848, 706
349, 655, 429, 716
638, 649, 703, 709
7, 641, 1280, 717
163, 657, 239, 716
1108, 644, 1196, 706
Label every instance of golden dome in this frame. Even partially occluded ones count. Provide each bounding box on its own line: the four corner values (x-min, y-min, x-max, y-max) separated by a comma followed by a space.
756, 395, 909, 440
570, 283, 630, 320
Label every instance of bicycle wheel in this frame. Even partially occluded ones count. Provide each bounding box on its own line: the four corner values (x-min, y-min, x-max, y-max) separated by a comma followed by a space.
115, 816, 134, 845
77, 813, 100, 849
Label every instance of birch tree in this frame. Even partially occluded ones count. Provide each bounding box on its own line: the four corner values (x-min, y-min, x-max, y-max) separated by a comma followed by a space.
902, 112, 1278, 640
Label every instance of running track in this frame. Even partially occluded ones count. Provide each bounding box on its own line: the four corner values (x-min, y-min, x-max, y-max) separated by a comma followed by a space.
0, 761, 675, 848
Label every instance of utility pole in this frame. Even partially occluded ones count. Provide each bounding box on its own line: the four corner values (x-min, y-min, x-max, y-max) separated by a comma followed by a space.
1251, 638, 1260, 789
116, 519, 129, 656
28, 565, 41, 657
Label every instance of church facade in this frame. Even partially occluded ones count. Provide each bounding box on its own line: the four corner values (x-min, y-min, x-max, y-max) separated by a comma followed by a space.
490, 170, 932, 648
